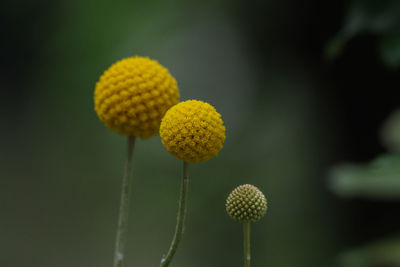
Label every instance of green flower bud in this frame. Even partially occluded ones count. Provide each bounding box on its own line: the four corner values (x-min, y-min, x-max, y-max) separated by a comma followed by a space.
226, 184, 267, 223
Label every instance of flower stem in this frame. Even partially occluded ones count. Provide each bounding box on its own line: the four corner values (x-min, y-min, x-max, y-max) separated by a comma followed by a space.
160, 161, 190, 267
243, 222, 251, 267
113, 136, 136, 267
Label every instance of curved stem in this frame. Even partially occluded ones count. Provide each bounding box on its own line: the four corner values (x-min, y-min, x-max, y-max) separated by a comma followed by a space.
113, 136, 136, 267
243, 222, 251, 267
160, 162, 190, 267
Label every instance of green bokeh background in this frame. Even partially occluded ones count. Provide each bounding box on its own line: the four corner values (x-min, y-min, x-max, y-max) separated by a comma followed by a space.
2, 0, 400, 267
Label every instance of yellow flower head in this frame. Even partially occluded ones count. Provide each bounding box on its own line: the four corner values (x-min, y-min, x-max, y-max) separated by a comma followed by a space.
160, 100, 226, 163
94, 56, 180, 138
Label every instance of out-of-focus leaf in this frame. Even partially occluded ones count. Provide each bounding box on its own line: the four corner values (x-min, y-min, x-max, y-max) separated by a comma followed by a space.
381, 109, 400, 152
379, 35, 400, 69
337, 234, 400, 267
325, 2, 366, 61
325, 36, 349, 61
329, 154, 400, 198
325, 0, 400, 67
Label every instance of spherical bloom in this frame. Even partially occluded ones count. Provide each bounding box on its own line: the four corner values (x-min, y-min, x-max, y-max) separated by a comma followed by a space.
226, 184, 267, 223
159, 100, 226, 163
94, 56, 180, 138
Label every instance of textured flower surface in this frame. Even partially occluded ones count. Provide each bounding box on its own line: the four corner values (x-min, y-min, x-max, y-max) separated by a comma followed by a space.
160, 100, 226, 163
94, 56, 180, 138
226, 184, 267, 223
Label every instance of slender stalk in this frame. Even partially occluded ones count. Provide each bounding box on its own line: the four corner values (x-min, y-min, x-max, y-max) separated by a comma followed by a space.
243, 222, 251, 267
160, 162, 190, 267
113, 136, 136, 267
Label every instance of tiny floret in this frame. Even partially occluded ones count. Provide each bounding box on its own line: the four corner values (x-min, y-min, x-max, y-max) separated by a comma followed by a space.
226, 184, 267, 223
94, 56, 180, 138
159, 100, 226, 163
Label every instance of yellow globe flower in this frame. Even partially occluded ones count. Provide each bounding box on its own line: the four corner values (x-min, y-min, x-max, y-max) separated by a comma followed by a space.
160, 100, 226, 163
94, 56, 180, 138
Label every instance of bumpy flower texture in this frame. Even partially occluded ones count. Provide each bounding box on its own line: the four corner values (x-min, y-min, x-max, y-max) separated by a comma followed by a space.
160, 100, 226, 163
226, 184, 267, 223
94, 56, 180, 138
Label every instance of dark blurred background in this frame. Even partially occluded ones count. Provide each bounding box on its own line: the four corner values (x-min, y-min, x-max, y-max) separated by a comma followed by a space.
2, 0, 400, 266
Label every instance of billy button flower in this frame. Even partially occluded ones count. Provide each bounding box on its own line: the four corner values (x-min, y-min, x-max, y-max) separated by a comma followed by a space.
94, 56, 179, 138
226, 184, 267, 267
160, 100, 225, 162
94, 56, 179, 267
159, 100, 226, 267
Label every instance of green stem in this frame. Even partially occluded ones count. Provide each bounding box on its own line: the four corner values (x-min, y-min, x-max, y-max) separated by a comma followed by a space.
160, 162, 190, 267
243, 222, 251, 267
113, 136, 136, 267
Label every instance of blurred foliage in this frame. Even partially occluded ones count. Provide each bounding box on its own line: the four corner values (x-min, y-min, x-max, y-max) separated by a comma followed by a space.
330, 108, 400, 267
337, 234, 400, 267
381, 109, 400, 152
326, 0, 400, 69
329, 109, 400, 199
329, 154, 400, 198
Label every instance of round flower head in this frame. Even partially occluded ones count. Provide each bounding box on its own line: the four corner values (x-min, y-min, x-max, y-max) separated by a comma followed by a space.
226, 184, 267, 223
160, 100, 226, 163
94, 56, 180, 138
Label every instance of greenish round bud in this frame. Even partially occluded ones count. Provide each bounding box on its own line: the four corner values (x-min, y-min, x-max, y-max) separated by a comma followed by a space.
226, 184, 267, 223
